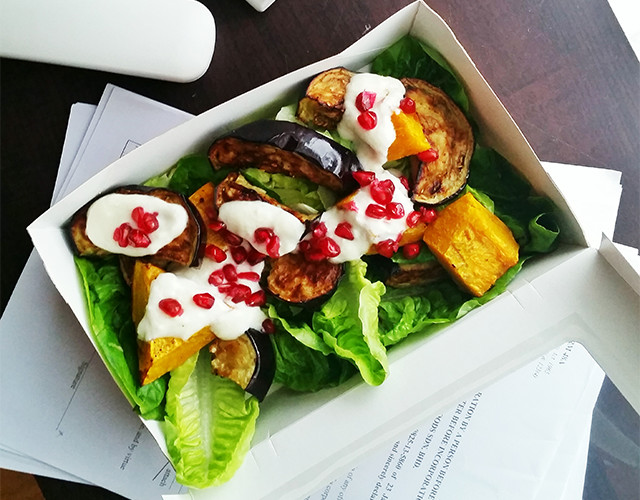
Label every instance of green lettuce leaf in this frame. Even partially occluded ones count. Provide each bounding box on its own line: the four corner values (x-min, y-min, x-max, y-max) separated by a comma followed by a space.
163, 351, 259, 488
74, 256, 166, 420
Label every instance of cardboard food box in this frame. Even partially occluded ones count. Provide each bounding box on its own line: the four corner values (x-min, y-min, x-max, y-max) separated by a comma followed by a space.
27, 2, 639, 499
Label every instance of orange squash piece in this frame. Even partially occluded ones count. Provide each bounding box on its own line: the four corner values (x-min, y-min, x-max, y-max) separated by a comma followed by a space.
422, 193, 519, 297
132, 260, 216, 385
387, 111, 431, 162
189, 182, 228, 250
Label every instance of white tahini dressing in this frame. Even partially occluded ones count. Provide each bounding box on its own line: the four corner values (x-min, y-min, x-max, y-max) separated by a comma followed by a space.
85, 193, 188, 257
218, 200, 306, 257
337, 73, 406, 170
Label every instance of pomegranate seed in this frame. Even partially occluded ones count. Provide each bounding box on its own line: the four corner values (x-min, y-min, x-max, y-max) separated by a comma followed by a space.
131, 207, 159, 233
312, 221, 327, 238
205, 244, 227, 263
318, 237, 340, 258
205, 207, 217, 222
386, 202, 405, 219
352, 170, 376, 187
365, 204, 387, 219
158, 298, 183, 317
229, 284, 252, 303
230, 246, 247, 264
222, 264, 238, 282
334, 221, 354, 240
237, 271, 261, 282
399, 175, 410, 191
113, 223, 132, 247
305, 248, 326, 261
193, 292, 215, 309
298, 239, 311, 252
208, 220, 226, 232
128, 229, 151, 248
222, 229, 243, 246
376, 239, 399, 258
266, 235, 281, 258
406, 210, 422, 228
399, 97, 416, 114
217, 283, 234, 293
370, 179, 394, 205
420, 207, 438, 223
254, 227, 274, 243
246, 290, 266, 307
402, 242, 422, 259
247, 248, 266, 265
131, 207, 145, 225
208, 269, 225, 286
355, 91, 377, 112
262, 318, 276, 334
358, 110, 377, 130
344, 200, 359, 212
417, 148, 439, 163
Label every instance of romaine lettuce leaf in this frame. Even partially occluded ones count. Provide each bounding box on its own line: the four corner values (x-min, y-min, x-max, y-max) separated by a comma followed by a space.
163, 351, 259, 488
74, 256, 166, 420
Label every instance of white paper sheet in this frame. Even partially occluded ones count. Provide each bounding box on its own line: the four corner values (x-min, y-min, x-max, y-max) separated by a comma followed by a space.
0, 84, 629, 500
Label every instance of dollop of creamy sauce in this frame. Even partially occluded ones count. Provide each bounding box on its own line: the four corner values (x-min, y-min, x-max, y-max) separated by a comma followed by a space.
218, 200, 306, 257
337, 73, 406, 170
138, 242, 267, 342
86, 193, 188, 257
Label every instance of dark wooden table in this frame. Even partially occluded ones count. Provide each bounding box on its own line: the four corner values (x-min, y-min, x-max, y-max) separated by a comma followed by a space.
1, 0, 638, 498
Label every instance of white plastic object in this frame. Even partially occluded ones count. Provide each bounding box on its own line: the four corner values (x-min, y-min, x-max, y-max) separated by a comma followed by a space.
244, 0, 278, 12
0, 0, 216, 82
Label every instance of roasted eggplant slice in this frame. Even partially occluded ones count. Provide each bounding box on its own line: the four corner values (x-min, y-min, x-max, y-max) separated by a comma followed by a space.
69, 185, 205, 267
208, 120, 361, 192
385, 260, 446, 288
296, 67, 355, 129
401, 78, 474, 206
265, 252, 343, 305
209, 328, 276, 401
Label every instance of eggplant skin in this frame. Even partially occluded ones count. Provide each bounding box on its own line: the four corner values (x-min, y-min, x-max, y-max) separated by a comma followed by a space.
265, 252, 343, 306
209, 329, 275, 402
68, 185, 205, 268
401, 78, 474, 206
208, 119, 361, 192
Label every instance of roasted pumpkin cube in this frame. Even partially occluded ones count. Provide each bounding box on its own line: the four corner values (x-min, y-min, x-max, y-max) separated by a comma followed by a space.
131, 259, 216, 385
387, 111, 430, 162
422, 193, 519, 296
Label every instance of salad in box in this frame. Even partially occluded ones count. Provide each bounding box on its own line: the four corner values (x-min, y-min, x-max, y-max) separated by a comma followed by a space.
28, 2, 605, 498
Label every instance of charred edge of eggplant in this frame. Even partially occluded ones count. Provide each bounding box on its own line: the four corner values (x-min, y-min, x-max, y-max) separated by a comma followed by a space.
263, 252, 344, 308
208, 119, 362, 193
67, 185, 205, 268
244, 328, 276, 402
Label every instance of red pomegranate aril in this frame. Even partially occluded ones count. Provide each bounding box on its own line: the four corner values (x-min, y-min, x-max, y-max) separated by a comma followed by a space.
131, 206, 145, 225
334, 221, 354, 240
193, 292, 215, 309
113, 223, 132, 247
312, 221, 327, 238
365, 204, 387, 219
246, 290, 266, 307
141, 212, 159, 233
305, 248, 326, 261
254, 227, 274, 243
420, 207, 438, 223
222, 229, 244, 246
318, 237, 340, 258
298, 239, 311, 253
128, 229, 151, 248
205, 244, 227, 263
399, 97, 416, 114
229, 284, 252, 303
230, 246, 247, 264
358, 110, 377, 130
158, 298, 183, 317
402, 242, 422, 259
262, 318, 276, 334
222, 264, 238, 282
406, 210, 422, 228
355, 90, 377, 112
217, 283, 234, 294
399, 175, 410, 191
417, 148, 439, 163
370, 179, 394, 205
208, 269, 225, 286
344, 200, 359, 212
376, 239, 399, 258
205, 207, 217, 222
386, 202, 405, 219
237, 271, 261, 282
208, 220, 226, 232
247, 248, 266, 265
352, 170, 376, 187
266, 235, 281, 258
